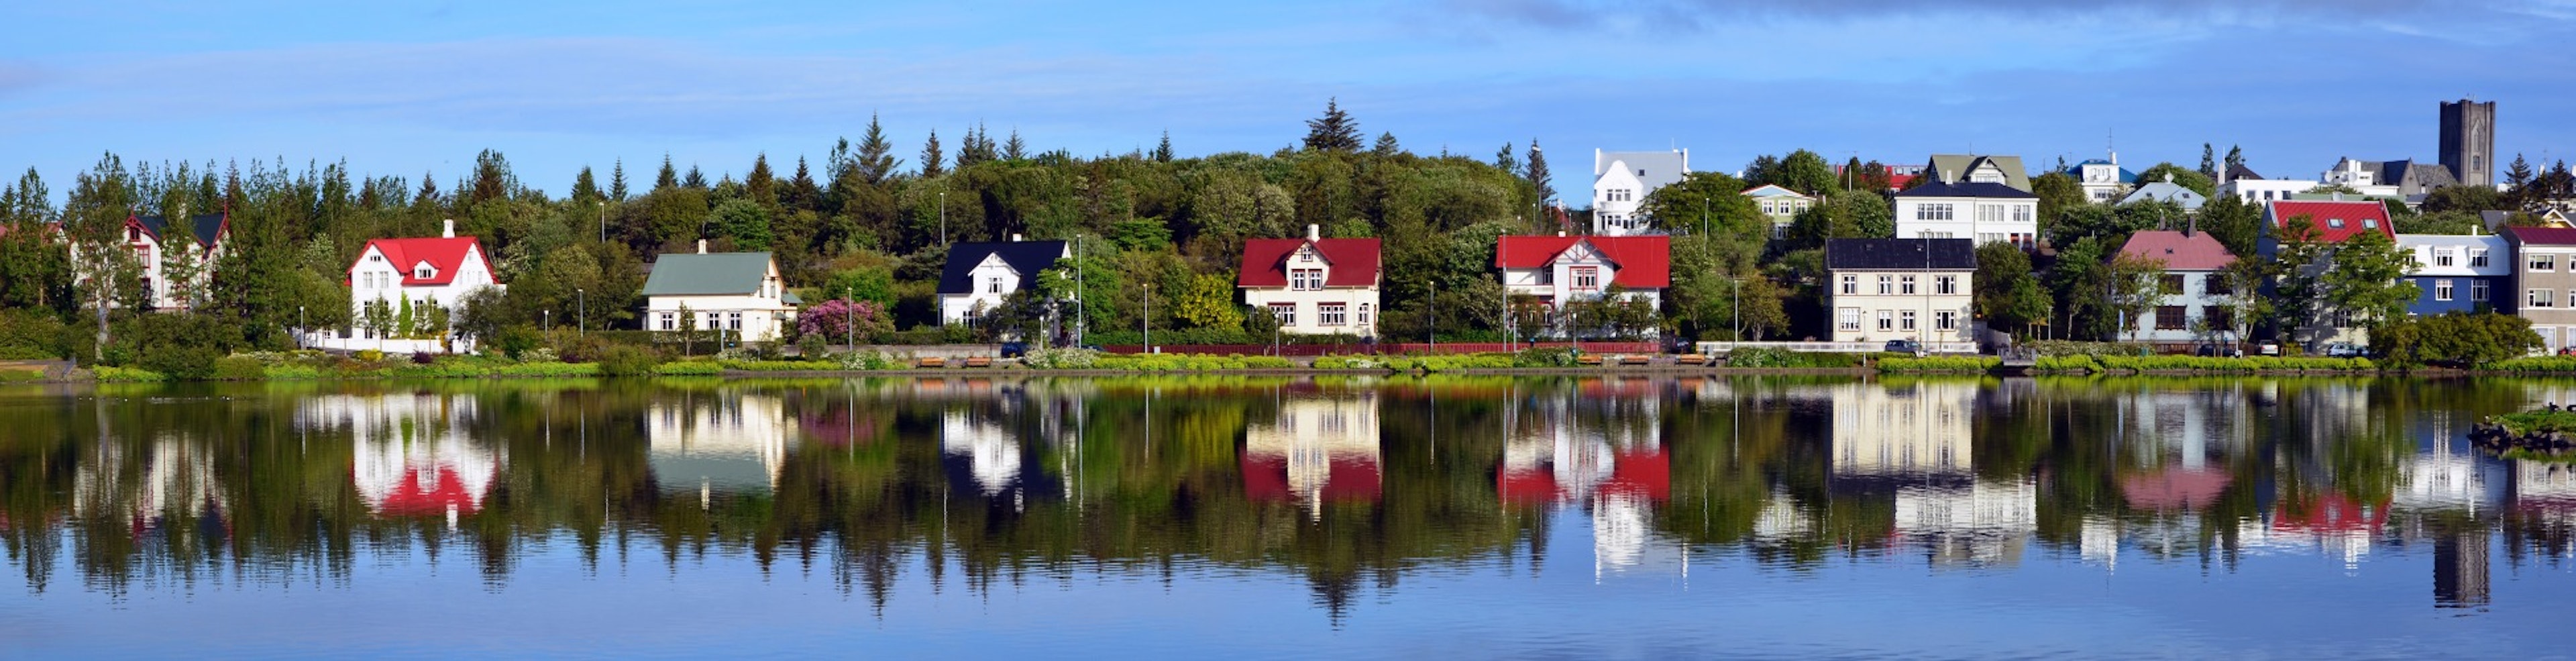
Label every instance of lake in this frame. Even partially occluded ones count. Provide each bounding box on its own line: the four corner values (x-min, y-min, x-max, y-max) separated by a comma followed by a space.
1, 375, 2570, 658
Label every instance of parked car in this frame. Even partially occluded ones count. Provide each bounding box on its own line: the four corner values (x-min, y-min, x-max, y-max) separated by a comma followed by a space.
2322, 342, 2363, 358
1884, 339, 1925, 356
2195, 344, 2245, 358
2258, 342, 2281, 356
999, 341, 1028, 358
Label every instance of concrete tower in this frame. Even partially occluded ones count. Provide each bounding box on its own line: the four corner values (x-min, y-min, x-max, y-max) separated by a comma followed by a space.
2440, 99, 2496, 189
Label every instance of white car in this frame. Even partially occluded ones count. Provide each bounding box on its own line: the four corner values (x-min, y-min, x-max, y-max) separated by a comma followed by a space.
2322, 342, 2364, 358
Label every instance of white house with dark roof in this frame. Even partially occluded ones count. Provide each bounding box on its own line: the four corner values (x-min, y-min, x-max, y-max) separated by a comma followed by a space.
1823, 238, 1977, 347
2063, 157, 2137, 203
936, 237, 1071, 325
1924, 154, 2033, 193
2114, 229, 2239, 347
1744, 184, 1814, 240
1893, 180, 2039, 250
1592, 149, 1688, 236
642, 241, 800, 342
2121, 174, 2210, 212
72, 212, 228, 311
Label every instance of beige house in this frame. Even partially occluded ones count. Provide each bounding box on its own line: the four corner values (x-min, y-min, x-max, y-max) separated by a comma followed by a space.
1823, 238, 1977, 348
2508, 226, 2576, 352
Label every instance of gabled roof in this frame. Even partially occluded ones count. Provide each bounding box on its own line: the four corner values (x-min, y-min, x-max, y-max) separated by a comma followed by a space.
1238, 237, 1382, 288
2506, 225, 2576, 246
2224, 163, 2265, 182
1741, 184, 1811, 199
642, 252, 779, 297
1894, 181, 2037, 199
1823, 238, 1977, 270
1595, 149, 1689, 195
130, 213, 227, 248
356, 236, 490, 287
2117, 230, 2235, 270
1925, 154, 2032, 192
2266, 201, 2395, 243
2122, 182, 2208, 209
2062, 159, 2138, 184
936, 240, 1069, 295
1494, 235, 1672, 288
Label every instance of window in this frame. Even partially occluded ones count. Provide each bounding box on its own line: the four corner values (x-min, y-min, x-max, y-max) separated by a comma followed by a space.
1935, 276, 1957, 295
2363, 219, 2378, 230
2159, 274, 2184, 295
1772, 223, 1788, 240
2536, 254, 2559, 272
2206, 276, 2233, 296
2434, 248, 2456, 267
1878, 276, 1893, 295
660, 313, 676, 330
1978, 233, 2000, 245
2471, 248, 2490, 267
2532, 289, 2555, 308
2435, 279, 2455, 301
1901, 275, 1917, 295
1320, 303, 1348, 326
1935, 311, 1957, 330
2012, 205, 2033, 223
1900, 310, 1917, 331
1916, 203, 1954, 221
1978, 205, 2003, 223
1292, 268, 1324, 291
986, 277, 1004, 294
1572, 266, 1600, 291
2208, 308, 2235, 332
2472, 280, 2490, 303
2328, 218, 2347, 229
1840, 274, 1858, 295
1357, 303, 1372, 324
1876, 310, 1894, 330
1270, 303, 1296, 325
415, 265, 433, 279
2155, 306, 2187, 330
729, 312, 743, 330
1838, 308, 1861, 331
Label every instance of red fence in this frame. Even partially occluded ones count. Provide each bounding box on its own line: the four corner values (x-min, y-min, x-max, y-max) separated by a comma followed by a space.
1097, 342, 1660, 356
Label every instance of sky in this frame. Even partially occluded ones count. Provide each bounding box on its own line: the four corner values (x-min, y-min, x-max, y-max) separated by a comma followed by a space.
7, 0, 2576, 208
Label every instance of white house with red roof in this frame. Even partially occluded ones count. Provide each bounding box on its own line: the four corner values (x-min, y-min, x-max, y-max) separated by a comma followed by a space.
1241, 394, 1382, 519
2259, 199, 2398, 348
1238, 225, 1383, 336
1495, 234, 1670, 332
2114, 228, 2239, 348
333, 220, 501, 352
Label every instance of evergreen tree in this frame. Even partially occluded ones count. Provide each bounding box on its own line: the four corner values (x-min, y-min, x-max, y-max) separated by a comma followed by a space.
2224, 145, 2245, 173
2199, 143, 2218, 182
415, 170, 440, 205
469, 149, 514, 205
2507, 153, 2535, 191
609, 159, 629, 202
787, 156, 820, 211
1154, 131, 1173, 162
1493, 142, 1519, 175
857, 113, 901, 185
1373, 132, 1401, 158
920, 129, 947, 177
655, 155, 679, 191
1004, 128, 1026, 161
1526, 140, 1553, 203
747, 153, 777, 208
1302, 97, 1361, 152
571, 166, 603, 205
682, 165, 708, 190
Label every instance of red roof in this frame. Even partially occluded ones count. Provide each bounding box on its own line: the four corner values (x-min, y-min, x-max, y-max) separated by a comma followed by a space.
2507, 225, 2576, 246
355, 236, 490, 287
2121, 466, 2231, 510
1237, 238, 1383, 288
2267, 201, 2394, 244
366, 464, 489, 517
1240, 453, 1382, 503
1494, 235, 1672, 288
2116, 230, 2237, 270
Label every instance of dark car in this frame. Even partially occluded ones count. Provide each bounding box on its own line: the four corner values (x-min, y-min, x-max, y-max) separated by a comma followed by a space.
999, 341, 1028, 358
1884, 339, 1923, 355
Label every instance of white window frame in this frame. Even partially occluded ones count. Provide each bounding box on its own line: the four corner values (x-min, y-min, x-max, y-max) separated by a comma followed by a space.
1838, 308, 1860, 331
1269, 303, 1296, 325
1320, 303, 1348, 326
2435, 279, 2454, 301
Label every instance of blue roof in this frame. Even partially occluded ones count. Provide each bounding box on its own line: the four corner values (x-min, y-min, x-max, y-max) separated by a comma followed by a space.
2063, 160, 2138, 184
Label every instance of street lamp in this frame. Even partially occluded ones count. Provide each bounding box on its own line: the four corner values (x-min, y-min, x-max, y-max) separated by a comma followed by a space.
576, 288, 586, 337
297, 305, 305, 349
596, 201, 606, 244
1142, 283, 1152, 353
1430, 279, 1438, 354
939, 190, 948, 246
543, 309, 551, 333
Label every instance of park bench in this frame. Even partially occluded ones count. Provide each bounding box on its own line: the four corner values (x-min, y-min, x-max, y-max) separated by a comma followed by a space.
963, 356, 994, 368
916, 356, 947, 368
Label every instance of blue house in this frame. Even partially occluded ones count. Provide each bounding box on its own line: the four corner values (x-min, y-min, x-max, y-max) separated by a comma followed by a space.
2397, 232, 2511, 316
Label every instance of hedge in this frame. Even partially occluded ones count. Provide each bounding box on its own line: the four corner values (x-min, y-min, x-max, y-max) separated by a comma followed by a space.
1727, 348, 1866, 368
1091, 354, 1297, 372
1877, 356, 2002, 374
95, 366, 170, 383
2480, 356, 2576, 373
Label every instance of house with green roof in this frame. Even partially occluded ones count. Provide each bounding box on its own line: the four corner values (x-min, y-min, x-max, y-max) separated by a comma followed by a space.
641, 241, 800, 343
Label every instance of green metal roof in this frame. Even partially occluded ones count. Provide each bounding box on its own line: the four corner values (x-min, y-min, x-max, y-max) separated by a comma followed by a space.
641, 252, 777, 297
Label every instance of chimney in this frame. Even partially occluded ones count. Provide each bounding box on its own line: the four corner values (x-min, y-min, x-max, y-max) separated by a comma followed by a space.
1306, 223, 1321, 242
2186, 216, 2197, 237
1012, 233, 1024, 242
442, 219, 455, 238
1557, 230, 1567, 238
696, 239, 707, 254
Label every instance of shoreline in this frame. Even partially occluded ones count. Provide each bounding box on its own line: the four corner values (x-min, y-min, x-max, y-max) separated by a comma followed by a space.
11, 364, 2567, 385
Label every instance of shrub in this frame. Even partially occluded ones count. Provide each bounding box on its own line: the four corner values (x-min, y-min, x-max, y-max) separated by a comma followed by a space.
654, 362, 723, 376
2021, 340, 2150, 358
1022, 348, 1102, 369
1313, 355, 1393, 370
94, 366, 169, 383
0, 309, 65, 360
0, 368, 44, 383
138, 344, 221, 380
1727, 348, 1864, 368
1515, 346, 1580, 368
597, 344, 664, 377
2478, 356, 2576, 373
212, 355, 268, 380
355, 349, 385, 362
2035, 354, 2100, 373
1878, 356, 2000, 374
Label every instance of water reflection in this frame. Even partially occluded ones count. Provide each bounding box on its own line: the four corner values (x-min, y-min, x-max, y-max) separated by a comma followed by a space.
3, 376, 2575, 622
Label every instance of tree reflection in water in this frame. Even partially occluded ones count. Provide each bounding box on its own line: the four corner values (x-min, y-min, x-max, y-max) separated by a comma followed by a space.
0, 375, 2571, 615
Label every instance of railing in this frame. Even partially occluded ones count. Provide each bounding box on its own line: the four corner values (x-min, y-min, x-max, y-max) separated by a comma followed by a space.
1693, 341, 1979, 355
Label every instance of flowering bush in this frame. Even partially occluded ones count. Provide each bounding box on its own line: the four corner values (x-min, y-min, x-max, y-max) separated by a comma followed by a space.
798, 299, 892, 343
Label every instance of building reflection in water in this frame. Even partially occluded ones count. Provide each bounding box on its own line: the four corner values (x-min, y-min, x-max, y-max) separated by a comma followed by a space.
1241, 391, 1381, 519
941, 397, 1059, 513
2086, 387, 2257, 570
648, 393, 794, 505
1830, 380, 2034, 568
72, 431, 229, 546
1500, 378, 1674, 579
303, 393, 500, 529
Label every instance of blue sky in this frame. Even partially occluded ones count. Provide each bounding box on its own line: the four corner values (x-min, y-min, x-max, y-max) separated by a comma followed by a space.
7, 1, 2576, 207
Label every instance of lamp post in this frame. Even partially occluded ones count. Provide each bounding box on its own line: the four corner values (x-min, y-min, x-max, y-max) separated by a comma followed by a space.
1142, 283, 1152, 354
845, 297, 855, 352
1430, 279, 1438, 354
1732, 278, 1741, 345
297, 305, 305, 349
543, 309, 551, 333
596, 201, 606, 244
576, 288, 586, 337
938, 190, 948, 247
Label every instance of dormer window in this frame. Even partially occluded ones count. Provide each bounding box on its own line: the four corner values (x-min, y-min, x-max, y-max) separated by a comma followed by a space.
2327, 218, 2346, 229
126, 226, 141, 242
415, 264, 435, 279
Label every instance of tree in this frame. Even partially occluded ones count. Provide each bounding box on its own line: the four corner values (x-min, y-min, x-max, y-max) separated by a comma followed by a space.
1974, 242, 2045, 336
2196, 194, 2263, 258
851, 113, 902, 185
1170, 272, 1244, 330
2198, 144, 2218, 183
2224, 145, 2245, 174
1784, 190, 1892, 248
2373, 311, 2540, 367
2031, 172, 2088, 238
2420, 185, 2504, 214
2047, 236, 2115, 340
2506, 153, 2535, 197
655, 155, 679, 191
2318, 230, 2421, 334
1492, 142, 1518, 175
1373, 133, 1402, 158
1303, 98, 1362, 152
2209, 258, 2271, 350
610, 160, 629, 202
746, 153, 777, 209
1526, 140, 1554, 203
1154, 131, 1173, 162
1741, 154, 1780, 188
2104, 250, 2167, 342
706, 199, 775, 250
920, 129, 946, 177
1003, 129, 1026, 161
2397, 210, 2481, 235
1638, 172, 1762, 239
1771, 150, 1838, 195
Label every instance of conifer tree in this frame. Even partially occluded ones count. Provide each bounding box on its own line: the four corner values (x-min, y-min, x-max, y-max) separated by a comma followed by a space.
1373, 132, 1401, 158
656, 155, 679, 191
1302, 98, 1361, 152
920, 130, 946, 177
1154, 131, 1173, 162
857, 113, 902, 185
682, 165, 708, 190
609, 159, 628, 202
1494, 142, 1519, 175
747, 154, 777, 208
571, 166, 602, 205
2198, 144, 2218, 182
1004, 129, 1026, 161
1527, 140, 1554, 203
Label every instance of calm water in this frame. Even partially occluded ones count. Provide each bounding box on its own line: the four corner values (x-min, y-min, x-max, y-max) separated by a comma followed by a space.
1, 375, 2572, 658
